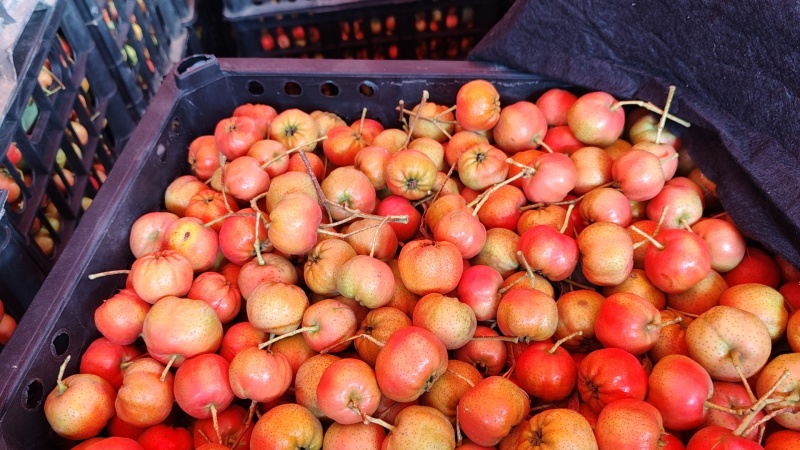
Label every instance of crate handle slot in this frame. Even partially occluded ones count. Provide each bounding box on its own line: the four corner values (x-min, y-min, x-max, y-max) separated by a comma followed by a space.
174, 54, 220, 90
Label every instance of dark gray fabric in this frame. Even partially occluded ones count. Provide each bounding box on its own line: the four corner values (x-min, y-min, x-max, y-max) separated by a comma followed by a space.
469, 0, 800, 267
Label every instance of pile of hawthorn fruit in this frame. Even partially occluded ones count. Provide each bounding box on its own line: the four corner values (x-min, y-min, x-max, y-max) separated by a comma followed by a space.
43, 79, 800, 450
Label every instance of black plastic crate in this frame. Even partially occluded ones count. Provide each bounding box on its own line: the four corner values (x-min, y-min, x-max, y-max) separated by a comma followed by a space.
0, 191, 47, 343
76, 0, 190, 119
0, 0, 137, 274
224, 0, 507, 59
0, 56, 565, 448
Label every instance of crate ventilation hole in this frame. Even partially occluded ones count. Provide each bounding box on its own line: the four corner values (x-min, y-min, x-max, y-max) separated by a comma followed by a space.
23, 379, 44, 410
51, 330, 70, 356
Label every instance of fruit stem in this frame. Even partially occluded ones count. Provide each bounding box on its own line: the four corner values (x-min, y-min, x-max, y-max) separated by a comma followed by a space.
535, 138, 554, 153
730, 350, 758, 404
161, 354, 178, 382
470, 335, 520, 343
655, 86, 676, 145
435, 104, 457, 120
260, 149, 293, 170
55, 355, 71, 395
319, 333, 384, 354
498, 274, 527, 295
548, 330, 583, 354
456, 408, 463, 446
733, 370, 791, 436
401, 90, 429, 149
680, 219, 694, 233
298, 149, 334, 223
210, 404, 223, 445
319, 220, 391, 240
218, 154, 235, 214
358, 107, 368, 136
530, 403, 555, 413
321, 199, 409, 225
363, 414, 397, 432
506, 159, 538, 173
629, 225, 665, 251
228, 399, 257, 449
260, 136, 328, 169
559, 278, 595, 291
258, 325, 319, 349
742, 406, 793, 438
518, 202, 545, 212
660, 152, 680, 165
253, 209, 266, 266
665, 306, 698, 318
609, 100, 691, 127
502, 363, 516, 379
420, 162, 457, 232
654, 205, 669, 235
203, 211, 257, 229
370, 215, 391, 258
396, 99, 406, 125
704, 401, 746, 416
469, 169, 528, 217
516, 251, 537, 289
197, 429, 211, 444
653, 315, 682, 329
559, 203, 574, 235
446, 368, 476, 388
88, 269, 130, 280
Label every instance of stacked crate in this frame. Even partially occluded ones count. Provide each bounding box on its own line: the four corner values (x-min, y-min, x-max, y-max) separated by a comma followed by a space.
223, 0, 511, 59
0, 0, 190, 353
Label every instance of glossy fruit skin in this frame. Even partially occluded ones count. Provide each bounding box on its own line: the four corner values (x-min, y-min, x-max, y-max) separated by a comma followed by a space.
141, 296, 223, 369
229, 347, 292, 403
44, 373, 117, 440
493, 101, 548, 153
115, 359, 174, 428
457, 143, 509, 191
250, 403, 323, 450
516, 408, 598, 450
646, 354, 713, 430
515, 340, 578, 402
644, 228, 712, 294
234, 103, 278, 138
374, 326, 449, 403
567, 91, 625, 147
316, 358, 381, 425
455, 79, 501, 131
214, 116, 261, 160
594, 292, 661, 355
381, 405, 455, 450
686, 426, 764, 450
188, 135, 220, 180
577, 348, 649, 413
517, 224, 579, 282
397, 239, 463, 296
594, 398, 664, 450
129, 250, 194, 304
384, 149, 438, 201
174, 354, 235, 422
137, 424, 193, 450
457, 376, 531, 447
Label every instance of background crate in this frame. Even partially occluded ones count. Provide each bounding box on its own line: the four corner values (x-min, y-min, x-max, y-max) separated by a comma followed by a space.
0, 56, 565, 448
0, 191, 47, 350
76, 0, 191, 119
223, 0, 510, 59
0, 0, 137, 336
